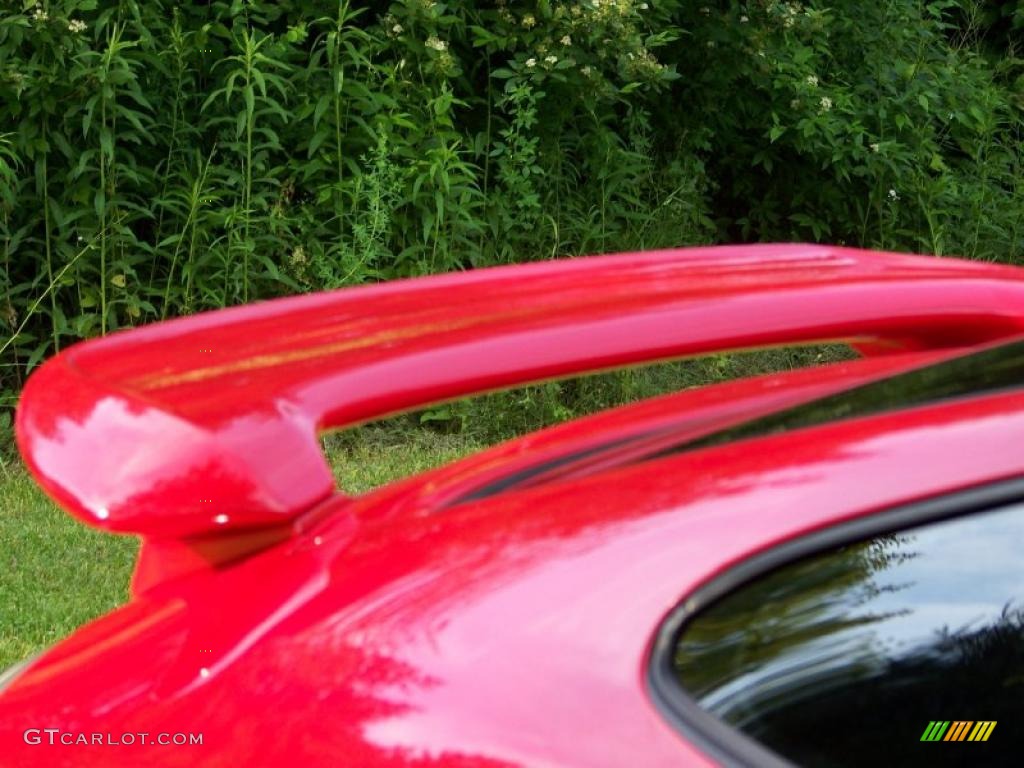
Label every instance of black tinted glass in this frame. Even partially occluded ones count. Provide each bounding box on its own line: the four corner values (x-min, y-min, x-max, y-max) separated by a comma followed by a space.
452, 339, 1024, 506
672, 503, 1024, 767
655, 338, 1024, 459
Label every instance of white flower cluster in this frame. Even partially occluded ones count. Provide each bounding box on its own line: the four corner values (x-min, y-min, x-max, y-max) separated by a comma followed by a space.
590, 0, 642, 22
425, 36, 448, 52
382, 14, 402, 38
68, 18, 87, 34
623, 46, 666, 78
772, 1, 803, 28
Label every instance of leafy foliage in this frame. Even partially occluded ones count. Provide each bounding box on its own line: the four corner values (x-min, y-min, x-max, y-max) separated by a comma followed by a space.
1, 0, 1023, 431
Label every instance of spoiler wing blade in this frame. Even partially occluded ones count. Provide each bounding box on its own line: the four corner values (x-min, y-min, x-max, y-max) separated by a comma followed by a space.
17, 244, 1024, 539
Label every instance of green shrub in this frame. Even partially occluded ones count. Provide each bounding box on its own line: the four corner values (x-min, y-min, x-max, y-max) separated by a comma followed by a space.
664, 1, 1024, 258
1, 0, 1022, 436
0, 1, 712, 409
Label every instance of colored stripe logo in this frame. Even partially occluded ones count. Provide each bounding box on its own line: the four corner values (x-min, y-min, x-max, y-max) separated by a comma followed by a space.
920, 721, 996, 742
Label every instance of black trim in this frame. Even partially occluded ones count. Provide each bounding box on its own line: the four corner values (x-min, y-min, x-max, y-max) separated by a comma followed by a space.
650, 339, 1024, 461
447, 339, 1024, 508
646, 476, 1024, 768
451, 429, 670, 504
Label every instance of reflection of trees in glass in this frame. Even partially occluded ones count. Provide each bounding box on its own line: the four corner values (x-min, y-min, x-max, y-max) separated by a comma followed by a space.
672, 525, 1024, 767
743, 605, 1024, 767
898, 602, 1024, 710
675, 534, 916, 706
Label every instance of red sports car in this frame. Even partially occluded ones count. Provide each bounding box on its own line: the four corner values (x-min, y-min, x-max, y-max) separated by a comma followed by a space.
2, 244, 1024, 766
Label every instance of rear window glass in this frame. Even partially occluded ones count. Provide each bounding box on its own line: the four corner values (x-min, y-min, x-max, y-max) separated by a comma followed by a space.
669, 503, 1024, 766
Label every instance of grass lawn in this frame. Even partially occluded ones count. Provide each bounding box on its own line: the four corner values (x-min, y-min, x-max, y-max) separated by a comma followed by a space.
0, 467, 138, 670
0, 426, 484, 670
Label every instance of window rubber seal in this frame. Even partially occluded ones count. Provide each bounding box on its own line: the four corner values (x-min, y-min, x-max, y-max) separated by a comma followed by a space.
646, 475, 1024, 768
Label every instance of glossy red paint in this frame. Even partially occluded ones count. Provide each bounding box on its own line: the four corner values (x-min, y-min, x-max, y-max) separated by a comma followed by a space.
5, 245, 1024, 766
16, 244, 1024, 541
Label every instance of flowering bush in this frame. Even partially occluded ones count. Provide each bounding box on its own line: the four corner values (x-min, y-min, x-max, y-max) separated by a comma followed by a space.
665, 1, 1024, 254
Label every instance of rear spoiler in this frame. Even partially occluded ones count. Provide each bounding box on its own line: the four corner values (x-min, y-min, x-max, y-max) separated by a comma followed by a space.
16, 244, 1024, 560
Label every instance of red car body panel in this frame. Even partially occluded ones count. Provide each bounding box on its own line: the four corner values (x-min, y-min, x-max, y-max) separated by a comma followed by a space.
5, 245, 1024, 765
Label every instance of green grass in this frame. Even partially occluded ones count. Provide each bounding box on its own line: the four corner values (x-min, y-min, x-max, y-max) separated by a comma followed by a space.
327, 425, 487, 493
0, 467, 138, 669
0, 426, 484, 670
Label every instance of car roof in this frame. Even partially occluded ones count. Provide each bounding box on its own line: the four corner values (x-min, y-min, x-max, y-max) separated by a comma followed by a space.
6, 338, 1024, 766
8, 245, 1024, 764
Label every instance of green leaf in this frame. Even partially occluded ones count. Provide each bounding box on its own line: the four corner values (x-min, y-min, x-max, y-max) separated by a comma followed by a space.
99, 127, 114, 160
27, 341, 50, 373
313, 95, 330, 128
308, 130, 329, 158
